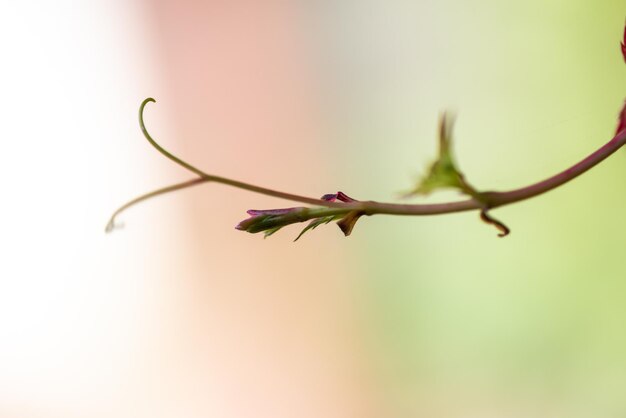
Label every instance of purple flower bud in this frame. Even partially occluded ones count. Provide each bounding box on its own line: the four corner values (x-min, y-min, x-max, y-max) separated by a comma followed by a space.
235, 207, 308, 234
321, 191, 357, 203
236, 191, 365, 239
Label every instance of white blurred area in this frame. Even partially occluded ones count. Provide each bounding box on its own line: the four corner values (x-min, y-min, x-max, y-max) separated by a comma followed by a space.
0, 2, 373, 418
0, 2, 183, 417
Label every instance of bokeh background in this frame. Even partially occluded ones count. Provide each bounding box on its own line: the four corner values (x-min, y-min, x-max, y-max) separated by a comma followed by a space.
1, 1, 625, 417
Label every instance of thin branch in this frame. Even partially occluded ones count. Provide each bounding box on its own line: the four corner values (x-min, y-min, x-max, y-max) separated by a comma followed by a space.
484, 129, 626, 207
367, 127, 626, 216
107, 98, 626, 231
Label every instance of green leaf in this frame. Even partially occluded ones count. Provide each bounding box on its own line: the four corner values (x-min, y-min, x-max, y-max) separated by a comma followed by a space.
406, 113, 479, 198
263, 226, 284, 238
293, 215, 342, 241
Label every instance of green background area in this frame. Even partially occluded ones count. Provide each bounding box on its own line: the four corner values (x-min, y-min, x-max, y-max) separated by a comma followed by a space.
314, 1, 626, 415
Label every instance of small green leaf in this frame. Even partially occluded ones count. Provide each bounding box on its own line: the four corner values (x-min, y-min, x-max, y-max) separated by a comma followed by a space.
263, 226, 284, 238
294, 215, 342, 241
406, 113, 480, 198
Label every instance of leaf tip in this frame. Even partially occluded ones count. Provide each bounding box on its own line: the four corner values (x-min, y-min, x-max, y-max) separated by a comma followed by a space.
616, 100, 626, 135
621, 21, 626, 63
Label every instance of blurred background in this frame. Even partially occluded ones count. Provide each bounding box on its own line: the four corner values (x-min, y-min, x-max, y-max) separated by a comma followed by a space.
1, 1, 625, 417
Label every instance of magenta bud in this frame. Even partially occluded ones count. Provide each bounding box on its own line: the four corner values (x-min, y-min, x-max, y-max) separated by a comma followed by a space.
235, 207, 308, 233
236, 191, 365, 239
320, 191, 357, 203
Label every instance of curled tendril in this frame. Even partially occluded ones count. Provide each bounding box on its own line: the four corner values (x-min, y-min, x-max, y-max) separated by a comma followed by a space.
138, 98, 209, 178
105, 178, 210, 232
107, 99, 351, 233
480, 209, 510, 237
105, 98, 216, 232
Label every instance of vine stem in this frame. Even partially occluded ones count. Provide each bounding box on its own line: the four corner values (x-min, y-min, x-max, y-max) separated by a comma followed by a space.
106, 98, 626, 231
